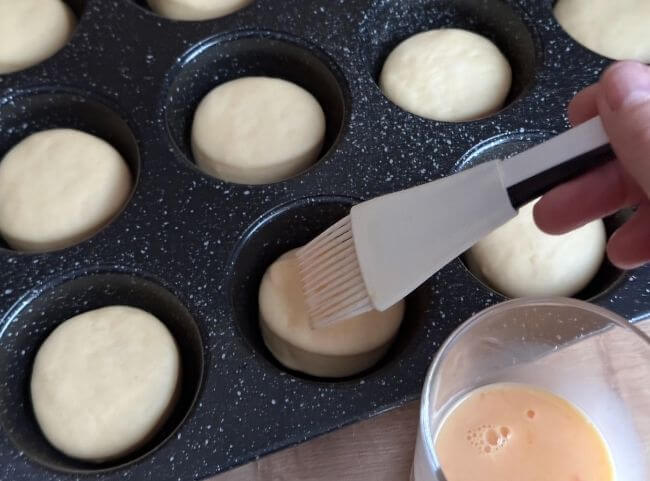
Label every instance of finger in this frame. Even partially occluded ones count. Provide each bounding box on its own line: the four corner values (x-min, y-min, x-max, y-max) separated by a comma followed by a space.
607, 202, 650, 269
600, 61, 650, 111
567, 84, 599, 126
533, 161, 644, 235
597, 61, 650, 197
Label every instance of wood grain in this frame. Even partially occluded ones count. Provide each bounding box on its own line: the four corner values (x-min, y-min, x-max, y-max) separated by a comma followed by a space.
209, 319, 650, 481
211, 401, 419, 481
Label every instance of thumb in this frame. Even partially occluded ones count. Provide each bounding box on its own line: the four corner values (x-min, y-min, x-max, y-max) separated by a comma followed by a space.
597, 61, 650, 198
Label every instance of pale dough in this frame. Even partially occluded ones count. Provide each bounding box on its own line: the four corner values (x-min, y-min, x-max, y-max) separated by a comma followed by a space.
466, 200, 606, 298
31, 306, 180, 462
0, 129, 132, 252
379, 29, 512, 122
259, 249, 405, 378
0, 0, 75, 74
147, 0, 252, 21
191, 77, 326, 184
554, 0, 650, 62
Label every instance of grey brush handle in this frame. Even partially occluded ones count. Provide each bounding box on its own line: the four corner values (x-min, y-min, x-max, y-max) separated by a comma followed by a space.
501, 117, 612, 208
350, 116, 613, 312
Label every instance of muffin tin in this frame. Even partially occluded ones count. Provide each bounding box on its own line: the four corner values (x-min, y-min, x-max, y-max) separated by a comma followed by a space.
0, 0, 648, 479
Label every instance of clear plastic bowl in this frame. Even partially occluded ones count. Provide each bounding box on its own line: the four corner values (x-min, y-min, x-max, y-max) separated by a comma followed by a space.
412, 297, 650, 481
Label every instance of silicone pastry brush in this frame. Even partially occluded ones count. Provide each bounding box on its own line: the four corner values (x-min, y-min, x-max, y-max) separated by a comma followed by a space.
297, 117, 612, 327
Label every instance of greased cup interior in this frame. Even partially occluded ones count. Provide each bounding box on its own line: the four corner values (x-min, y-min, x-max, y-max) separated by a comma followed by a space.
165, 33, 347, 183
0, 271, 204, 473
414, 298, 650, 481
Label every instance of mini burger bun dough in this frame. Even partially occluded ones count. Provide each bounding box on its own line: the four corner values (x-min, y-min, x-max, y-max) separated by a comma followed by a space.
146, 0, 252, 21
0, 0, 76, 74
259, 249, 405, 378
379, 29, 512, 122
466, 200, 606, 298
554, 0, 650, 63
0, 129, 132, 252
31, 306, 180, 462
191, 77, 326, 184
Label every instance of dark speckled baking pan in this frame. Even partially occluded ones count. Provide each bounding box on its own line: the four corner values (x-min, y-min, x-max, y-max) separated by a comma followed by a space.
1, 1, 648, 479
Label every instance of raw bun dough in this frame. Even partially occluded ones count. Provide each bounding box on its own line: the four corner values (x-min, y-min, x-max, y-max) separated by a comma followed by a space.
0, 129, 132, 252
31, 306, 180, 462
259, 249, 405, 378
191, 77, 326, 184
0, 0, 76, 74
146, 0, 252, 21
466, 200, 606, 298
379, 29, 512, 122
554, 0, 650, 62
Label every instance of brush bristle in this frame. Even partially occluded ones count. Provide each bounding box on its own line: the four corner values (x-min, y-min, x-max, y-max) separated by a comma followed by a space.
296, 216, 373, 328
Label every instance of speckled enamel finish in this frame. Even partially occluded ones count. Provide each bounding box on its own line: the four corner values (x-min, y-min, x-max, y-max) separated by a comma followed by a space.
0, 0, 648, 479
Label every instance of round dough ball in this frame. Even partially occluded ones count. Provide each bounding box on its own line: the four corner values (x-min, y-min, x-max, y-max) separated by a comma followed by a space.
0, 129, 132, 252
466, 200, 606, 298
554, 0, 650, 62
146, 0, 252, 20
0, 0, 76, 74
191, 77, 326, 184
31, 306, 180, 462
379, 29, 512, 122
259, 249, 405, 378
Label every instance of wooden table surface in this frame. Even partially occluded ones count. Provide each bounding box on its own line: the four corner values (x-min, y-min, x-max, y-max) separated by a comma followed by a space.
210, 319, 650, 481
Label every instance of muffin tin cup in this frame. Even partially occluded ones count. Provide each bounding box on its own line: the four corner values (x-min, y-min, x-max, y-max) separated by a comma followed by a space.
228, 196, 431, 383
164, 31, 348, 181
0, 269, 204, 474
0, 88, 141, 252
0, 1, 648, 480
63, 0, 86, 18
360, 0, 540, 111
456, 131, 628, 302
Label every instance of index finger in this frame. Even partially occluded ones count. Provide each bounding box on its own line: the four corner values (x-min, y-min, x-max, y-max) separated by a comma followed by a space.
567, 83, 599, 126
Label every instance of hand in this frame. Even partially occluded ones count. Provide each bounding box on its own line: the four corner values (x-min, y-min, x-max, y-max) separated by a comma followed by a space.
534, 61, 650, 269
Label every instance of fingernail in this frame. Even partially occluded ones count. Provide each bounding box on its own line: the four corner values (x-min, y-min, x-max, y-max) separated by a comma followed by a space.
603, 62, 650, 111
